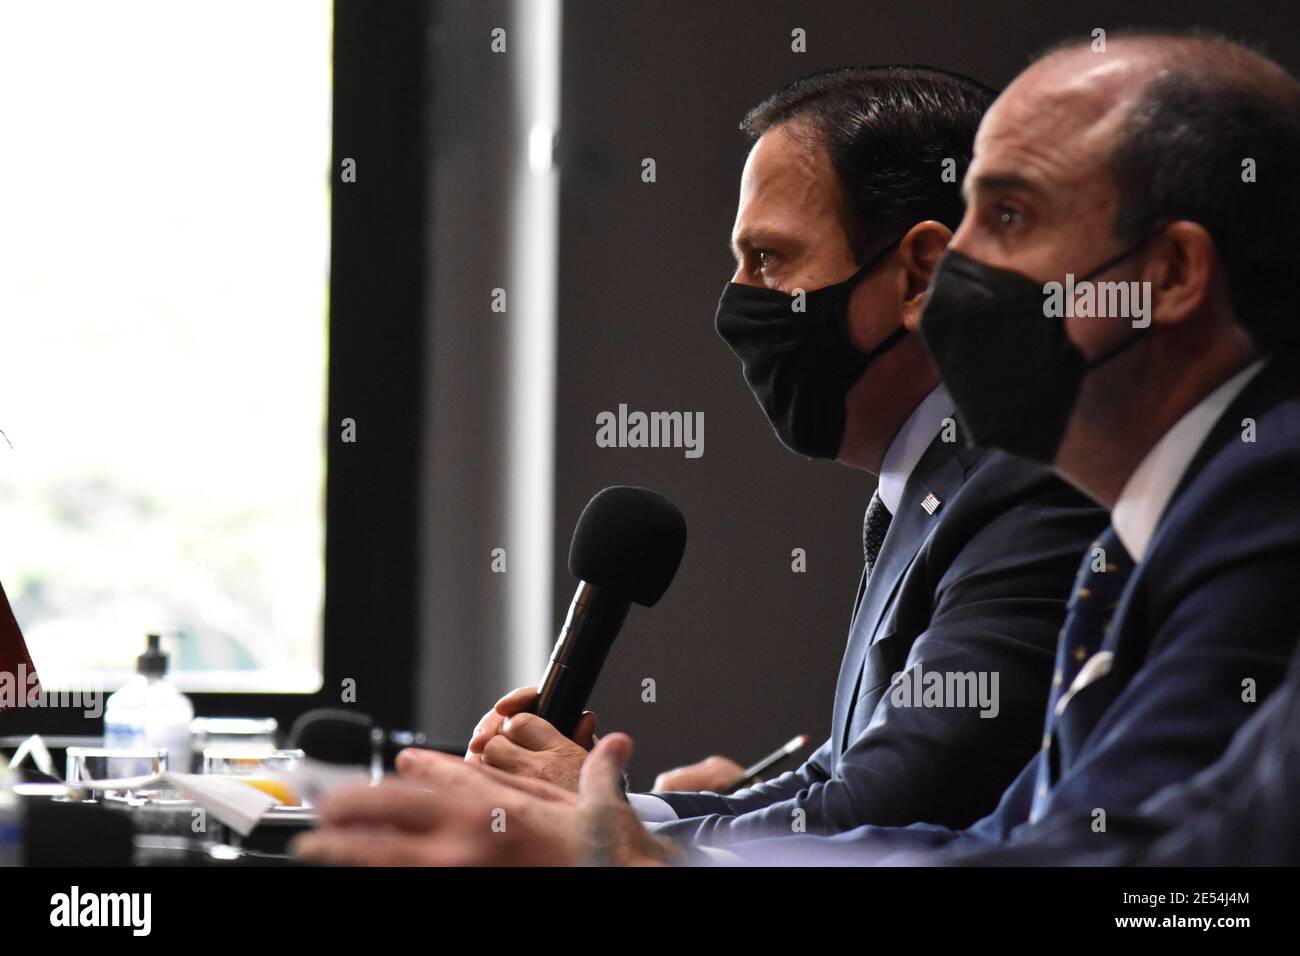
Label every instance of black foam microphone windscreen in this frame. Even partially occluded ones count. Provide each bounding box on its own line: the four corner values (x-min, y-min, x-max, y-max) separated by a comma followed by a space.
287, 708, 376, 766
567, 486, 687, 606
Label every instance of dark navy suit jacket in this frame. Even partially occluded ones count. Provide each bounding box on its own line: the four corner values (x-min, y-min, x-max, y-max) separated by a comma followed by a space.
651, 434, 1106, 843
941, 641, 1300, 866
726, 350, 1300, 862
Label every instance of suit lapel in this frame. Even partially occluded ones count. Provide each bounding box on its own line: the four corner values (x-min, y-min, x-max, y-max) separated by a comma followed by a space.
832, 435, 974, 757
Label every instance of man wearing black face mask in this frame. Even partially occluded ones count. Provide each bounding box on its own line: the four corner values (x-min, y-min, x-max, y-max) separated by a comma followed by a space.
456, 67, 1105, 846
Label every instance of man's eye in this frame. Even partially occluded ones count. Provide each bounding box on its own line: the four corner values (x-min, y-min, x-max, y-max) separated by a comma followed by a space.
757, 250, 776, 269
993, 203, 1024, 227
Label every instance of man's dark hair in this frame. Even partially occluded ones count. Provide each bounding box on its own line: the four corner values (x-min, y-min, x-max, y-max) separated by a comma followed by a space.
740, 65, 997, 262
1042, 30, 1300, 350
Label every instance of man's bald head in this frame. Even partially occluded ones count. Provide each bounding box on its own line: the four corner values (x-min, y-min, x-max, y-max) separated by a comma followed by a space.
1022, 31, 1300, 348
1038, 30, 1297, 99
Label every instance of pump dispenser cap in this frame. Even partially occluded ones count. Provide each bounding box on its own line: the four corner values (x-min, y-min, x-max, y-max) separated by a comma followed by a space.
137, 633, 168, 677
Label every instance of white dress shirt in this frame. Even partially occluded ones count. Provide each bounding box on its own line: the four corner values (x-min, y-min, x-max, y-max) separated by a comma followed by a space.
877, 384, 954, 515
1112, 359, 1265, 563
627, 386, 954, 824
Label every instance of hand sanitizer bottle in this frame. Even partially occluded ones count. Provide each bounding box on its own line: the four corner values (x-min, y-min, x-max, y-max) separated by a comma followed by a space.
104, 634, 195, 773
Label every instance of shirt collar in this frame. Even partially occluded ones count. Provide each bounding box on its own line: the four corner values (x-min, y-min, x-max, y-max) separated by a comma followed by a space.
877, 385, 953, 514
1112, 359, 1266, 563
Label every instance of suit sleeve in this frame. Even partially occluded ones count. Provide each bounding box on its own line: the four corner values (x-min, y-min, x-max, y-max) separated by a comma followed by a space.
646, 737, 834, 820
1134, 665, 1300, 866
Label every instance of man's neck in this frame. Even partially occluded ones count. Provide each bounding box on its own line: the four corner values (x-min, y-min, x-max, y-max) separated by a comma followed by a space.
1055, 330, 1257, 509
837, 339, 940, 475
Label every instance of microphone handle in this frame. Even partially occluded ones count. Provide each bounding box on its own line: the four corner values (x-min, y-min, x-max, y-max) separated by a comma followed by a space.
535, 582, 630, 738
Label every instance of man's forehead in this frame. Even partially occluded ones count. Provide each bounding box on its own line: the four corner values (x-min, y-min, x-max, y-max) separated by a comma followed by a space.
741, 125, 830, 198
970, 49, 1146, 190
735, 124, 840, 235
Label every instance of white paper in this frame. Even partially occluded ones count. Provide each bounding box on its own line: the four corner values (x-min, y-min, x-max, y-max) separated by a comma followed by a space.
72, 759, 372, 837
75, 771, 279, 837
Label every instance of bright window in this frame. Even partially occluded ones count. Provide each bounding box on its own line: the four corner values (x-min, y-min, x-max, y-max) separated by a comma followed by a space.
0, 1, 332, 692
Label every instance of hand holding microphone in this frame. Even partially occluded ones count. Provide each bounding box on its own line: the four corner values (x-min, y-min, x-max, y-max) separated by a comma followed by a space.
464, 685, 596, 792
464, 486, 686, 792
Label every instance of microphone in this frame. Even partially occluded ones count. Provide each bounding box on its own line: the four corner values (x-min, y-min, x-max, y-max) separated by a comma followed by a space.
536, 486, 687, 738
286, 708, 377, 767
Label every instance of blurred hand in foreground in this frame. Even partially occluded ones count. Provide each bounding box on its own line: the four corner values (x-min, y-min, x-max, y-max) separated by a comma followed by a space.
292, 733, 680, 867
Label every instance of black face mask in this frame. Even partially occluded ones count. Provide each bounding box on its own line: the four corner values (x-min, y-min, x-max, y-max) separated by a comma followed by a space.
714, 240, 907, 459
918, 239, 1150, 464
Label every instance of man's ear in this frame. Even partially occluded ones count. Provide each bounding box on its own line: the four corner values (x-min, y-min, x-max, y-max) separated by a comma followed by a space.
899, 220, 952, 332
1148, 220, 1218, 328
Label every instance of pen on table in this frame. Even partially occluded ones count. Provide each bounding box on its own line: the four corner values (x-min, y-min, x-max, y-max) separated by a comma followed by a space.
723, 734, 810, 794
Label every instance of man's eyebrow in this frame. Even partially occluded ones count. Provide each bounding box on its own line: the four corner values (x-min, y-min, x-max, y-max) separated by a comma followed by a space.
730, 230, 786, 260
962, 171, 1046, 203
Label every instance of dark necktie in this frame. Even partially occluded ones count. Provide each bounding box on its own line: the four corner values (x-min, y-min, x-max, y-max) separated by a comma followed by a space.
862, 490, 892, 577
1030, 525, 1135, 821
